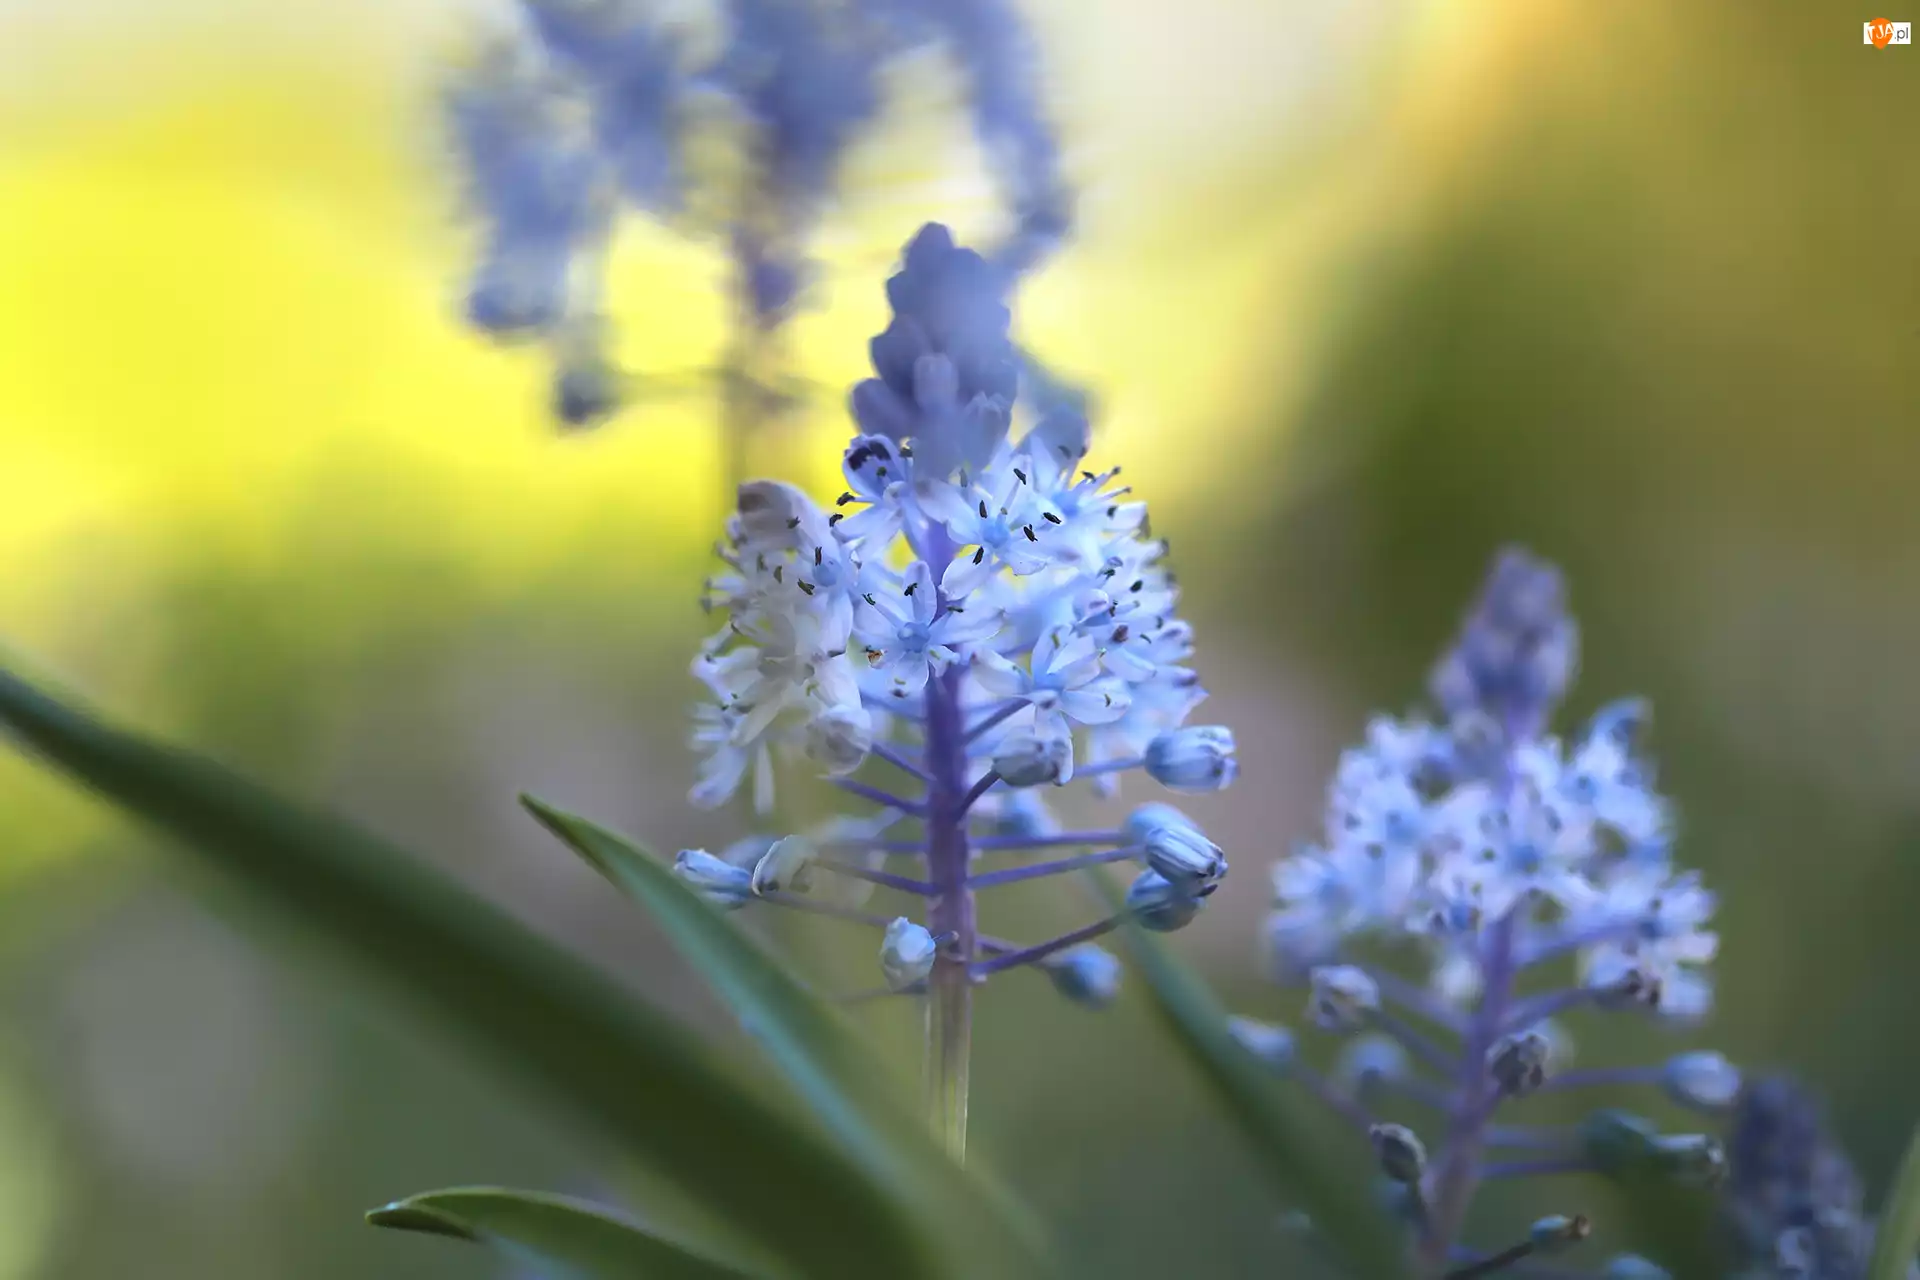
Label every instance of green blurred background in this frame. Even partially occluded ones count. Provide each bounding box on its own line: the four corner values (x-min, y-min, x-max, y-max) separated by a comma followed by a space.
0, 0, 1915, 1275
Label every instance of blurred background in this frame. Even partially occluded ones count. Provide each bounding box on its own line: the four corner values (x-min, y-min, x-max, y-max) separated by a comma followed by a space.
0, 0, 1916, 1275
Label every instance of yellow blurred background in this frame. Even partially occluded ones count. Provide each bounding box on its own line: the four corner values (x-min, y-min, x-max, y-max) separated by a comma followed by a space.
0, 0, 1916, 1275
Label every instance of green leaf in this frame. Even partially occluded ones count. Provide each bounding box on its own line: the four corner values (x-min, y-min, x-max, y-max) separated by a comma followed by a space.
367, 1187, 760, 1279
1868, 1119, 1920, 1280
0, 664, 935, 1280
1091, 874, 1404, 1280
520, 796, 1050, 1278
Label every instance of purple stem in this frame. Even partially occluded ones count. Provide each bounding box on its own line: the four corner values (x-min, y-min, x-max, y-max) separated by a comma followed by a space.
1292, 1061, 1377, 1135
1533, 1065, 1662, 1094
1515, 918, 1638, 968
1500, 986, 1599, 1036
1367, 1008, 1461, 1077
1366, 967, 1470, 1036
870, 742, 934, 784
1420, 907, 1519, 1269
812, 859, 935, 897
921, 524, 976, 1160
960, 770, 1001, 813
964, 699, 1027, 741
1072, 755, 1144, 780
968, 829, 1124, 852
1484, 1125, 1577, 1151
1480, 1156, 1594, 1179
970, 914, 1123, 977
835, 777, 927, 816
967, 848, 1137, 889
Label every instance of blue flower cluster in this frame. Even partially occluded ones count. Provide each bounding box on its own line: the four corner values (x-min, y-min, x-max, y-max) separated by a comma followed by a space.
676, 223, 1233, 1017
1721, 1076, 1919, 1280
445, 0, 1071, 427
1237, 549, 1739, 1275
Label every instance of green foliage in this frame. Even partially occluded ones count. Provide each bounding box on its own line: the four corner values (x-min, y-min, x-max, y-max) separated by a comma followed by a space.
1867, 1121, 1920, 1280
520, 796, 1051, 1278
0, 665, 938, 1279
1090, 874, 1404, 1279
367, 1187, 759, 1279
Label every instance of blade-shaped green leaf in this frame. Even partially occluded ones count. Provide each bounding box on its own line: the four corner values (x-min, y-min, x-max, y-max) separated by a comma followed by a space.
0, 664, 933, 1279
1868, 1120, 1920, 1280
1092, 874, 1404, 1280
520, 796, 1050, 1278
367, 1187, 760, 1280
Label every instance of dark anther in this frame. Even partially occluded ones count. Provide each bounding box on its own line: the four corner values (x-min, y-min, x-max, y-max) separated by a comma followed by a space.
863, 593, 877, 605
787, 517, 801, 528
978, 499, 989, 518
904, 581, 918, 596
1130, 579, 1145, 593
1013, 468, 1028, 484
1112, 625, 1130, 643
837, 492, 856, 506
814, 547, 823, 564
1043, 512, 1063, 524
829, 513, 845, 526
1023, 526, 1038, 542
797, 581, 816, 595
973, 548, 986, 564
773, 565, 784, 582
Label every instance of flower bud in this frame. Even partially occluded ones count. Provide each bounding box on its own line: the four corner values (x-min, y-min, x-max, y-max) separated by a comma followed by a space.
1308, 965, 1380, 1032
1662, 1051, 1740, 1112
1336, 1033, 1409, 1093
1603, 1255, 1671, 1280
1142, 816, 1226, 888
1073, 587, 1114, 623
1144, 725, 1238, 793
1122, 802, 1197, 848
750, 835, 816, 897
673, 849, 753, 910
1044, 945, 1122, 1009
978, 789, 1057, 841
1125, 868, 1206, 932
1488, 1030, 1553, 1097
1579, 1109, 1660, 1176
880, 917, 939, 991
1529, 1215, 1591, 1254
1227, 1018, 1296, 1074
1650, 1133, 1725, 1186
1368, 1123, 1426, 1184
554, 354, 620, 428
993, 729, 1073, 788
735, 480, 819, 549
805, 704, 873, 776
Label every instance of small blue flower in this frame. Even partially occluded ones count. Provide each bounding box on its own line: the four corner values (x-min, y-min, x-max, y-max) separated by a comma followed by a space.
673, 849, 754, 909
1043, 946, 1122, 1009
1125, 868, 1207, 933
1144, 725, 1238, 792
1139, 814, 1225, 889
1662, 1051, 1741, 1112
992, 728, 1073, 788
881, 917, 939, 990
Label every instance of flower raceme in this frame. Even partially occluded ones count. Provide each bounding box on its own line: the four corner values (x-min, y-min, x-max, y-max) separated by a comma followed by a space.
445, 0, 1072, 427
675, 224, 1235, 1153
1242, 550, 1735, 1277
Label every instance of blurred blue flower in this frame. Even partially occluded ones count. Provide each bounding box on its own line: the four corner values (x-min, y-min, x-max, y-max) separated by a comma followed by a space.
1245, 549, 1736, 1273
446, 0, 1074, 428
